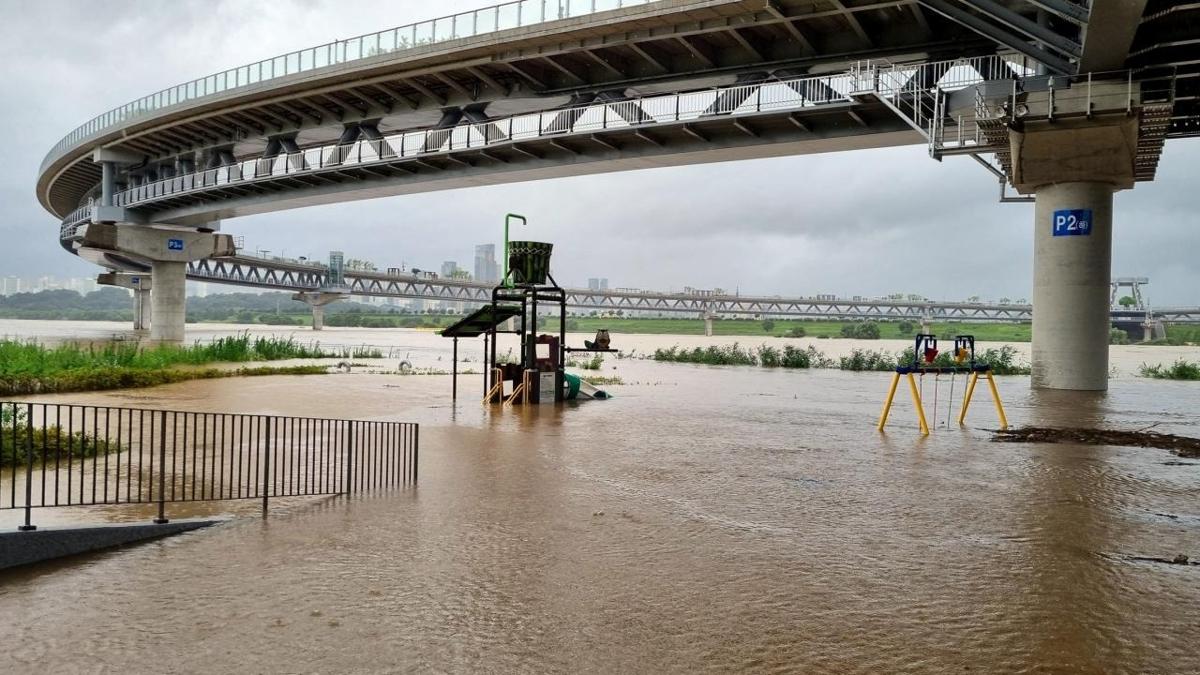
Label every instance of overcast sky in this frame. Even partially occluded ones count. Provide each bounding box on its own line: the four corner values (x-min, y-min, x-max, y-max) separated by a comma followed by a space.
2, 0, 1197, 304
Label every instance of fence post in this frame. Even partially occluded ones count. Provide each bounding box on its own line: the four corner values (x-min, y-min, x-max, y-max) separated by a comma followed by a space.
154, 410, 168, 524
262, 416, 271, 515
345, 421, 355, 495
19, 403, 36, 531
413, 424, 419, 484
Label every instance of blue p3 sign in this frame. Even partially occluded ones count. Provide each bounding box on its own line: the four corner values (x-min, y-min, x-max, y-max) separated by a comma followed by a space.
167, 238, 185, 251
1052, 209, 1092, 237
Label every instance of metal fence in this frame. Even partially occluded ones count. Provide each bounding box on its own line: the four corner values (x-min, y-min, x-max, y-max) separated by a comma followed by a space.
0, 402, 417, 530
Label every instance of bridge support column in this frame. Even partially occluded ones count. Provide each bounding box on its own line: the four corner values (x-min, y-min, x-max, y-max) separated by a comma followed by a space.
1006, 103, 1142, 391
134, 288, 151, 332
703, 312, 716, 337
293, 291, 345, 331
97, 272, 152, 333
151, 261, 187, 343
80, 223, 235, 345
1030, 182, 1114, 390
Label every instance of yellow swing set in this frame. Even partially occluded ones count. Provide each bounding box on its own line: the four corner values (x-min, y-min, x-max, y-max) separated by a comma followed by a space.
877, 334, 1009, 435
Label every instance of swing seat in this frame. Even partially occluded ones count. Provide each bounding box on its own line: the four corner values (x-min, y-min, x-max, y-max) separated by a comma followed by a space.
923, 348, 939, 364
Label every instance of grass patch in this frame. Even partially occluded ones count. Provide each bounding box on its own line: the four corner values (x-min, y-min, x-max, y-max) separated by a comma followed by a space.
0, 336, 336, 396
0, 365, 328, 397
0, 335, 331, 379
1139, 360, 1200, 380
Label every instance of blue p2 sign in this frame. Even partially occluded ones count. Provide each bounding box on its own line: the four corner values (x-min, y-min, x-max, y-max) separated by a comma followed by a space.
167, 238, 185, 251
1052, 209, 1092, 237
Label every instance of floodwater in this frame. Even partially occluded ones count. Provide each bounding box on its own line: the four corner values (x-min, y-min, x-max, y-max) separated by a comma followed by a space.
0, 321, 1198, 673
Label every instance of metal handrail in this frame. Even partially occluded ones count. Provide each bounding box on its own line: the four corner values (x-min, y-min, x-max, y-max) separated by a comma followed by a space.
103, 56, 1026, 212
108, 69, 860, 211
1, 401, 417, 529
40, 0, 656, 174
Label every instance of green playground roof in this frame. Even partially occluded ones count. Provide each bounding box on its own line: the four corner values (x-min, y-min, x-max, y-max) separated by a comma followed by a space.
440, 304, 522, 338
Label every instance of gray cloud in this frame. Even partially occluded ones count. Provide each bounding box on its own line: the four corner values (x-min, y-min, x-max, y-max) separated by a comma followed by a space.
2, 1, 1198, 304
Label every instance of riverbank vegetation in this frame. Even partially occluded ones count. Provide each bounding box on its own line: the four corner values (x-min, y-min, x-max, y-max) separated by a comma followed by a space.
652, 344, 835, 369
0, 336, 338, 396
652, 343, 1031, 375
1139, 360, 1200, 380
0, 405, 125, 468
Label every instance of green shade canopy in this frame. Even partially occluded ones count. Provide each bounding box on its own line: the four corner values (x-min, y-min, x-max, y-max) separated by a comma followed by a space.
440, 304, 523, 338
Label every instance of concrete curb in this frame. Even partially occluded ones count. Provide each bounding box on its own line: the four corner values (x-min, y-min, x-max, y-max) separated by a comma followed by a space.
0, 519, 222, 571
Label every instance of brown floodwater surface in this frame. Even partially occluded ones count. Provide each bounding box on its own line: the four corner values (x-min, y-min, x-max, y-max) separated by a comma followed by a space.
0, 323, 1198, 673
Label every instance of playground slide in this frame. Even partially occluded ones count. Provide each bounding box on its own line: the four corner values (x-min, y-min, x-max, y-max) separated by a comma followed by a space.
563, 373, 611, 400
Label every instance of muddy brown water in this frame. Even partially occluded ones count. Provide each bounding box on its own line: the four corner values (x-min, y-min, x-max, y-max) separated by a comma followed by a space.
0, 322, 1198, 673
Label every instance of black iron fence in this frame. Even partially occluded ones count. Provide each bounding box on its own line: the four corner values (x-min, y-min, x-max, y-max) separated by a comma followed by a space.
1, 402, 417, 530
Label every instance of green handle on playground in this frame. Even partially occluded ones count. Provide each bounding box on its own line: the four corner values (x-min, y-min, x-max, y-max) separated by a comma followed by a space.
504, 213, 526, 288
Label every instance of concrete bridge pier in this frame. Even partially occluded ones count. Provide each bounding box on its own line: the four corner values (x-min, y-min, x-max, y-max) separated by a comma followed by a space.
1012, 110, 1138, 391
80, 223, 235, 344
292, 291, 345, 331
702, 311, 717, 337
96, 272, 152, 332
1031, 182, 1114, 390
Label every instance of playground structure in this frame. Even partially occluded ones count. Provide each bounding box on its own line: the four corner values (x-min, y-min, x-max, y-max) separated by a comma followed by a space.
878, 334, 1008, 435
441, 215, 614, 405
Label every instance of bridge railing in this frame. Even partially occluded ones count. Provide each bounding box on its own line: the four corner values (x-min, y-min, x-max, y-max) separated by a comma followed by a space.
110, 69, 861, 210
42, 0, 655, 174
1, 402, 417, 530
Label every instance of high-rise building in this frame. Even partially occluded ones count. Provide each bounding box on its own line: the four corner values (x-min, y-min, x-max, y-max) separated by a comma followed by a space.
588, 278, 609, 291
474, 244, 498, 283
441, 261, 459, 278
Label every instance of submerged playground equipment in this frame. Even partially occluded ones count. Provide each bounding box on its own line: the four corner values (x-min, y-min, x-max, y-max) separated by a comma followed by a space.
878, 334, 1008, 435
441, 214, 615, 405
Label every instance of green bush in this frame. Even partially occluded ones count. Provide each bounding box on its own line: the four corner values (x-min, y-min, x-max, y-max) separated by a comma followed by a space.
840, 322, 881, 339
761, 319, 776, 333
839, 349, 897, 372
0, 406, 124, 468
786, 325, 806, 338
1139, 360, 1200, 380
653, 344, 830, 369
1109, 328, 1130, 345
653, 344, 758, 366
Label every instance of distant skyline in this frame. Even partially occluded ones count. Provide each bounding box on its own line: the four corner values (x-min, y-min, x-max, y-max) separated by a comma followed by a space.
3, 1, 1199, 305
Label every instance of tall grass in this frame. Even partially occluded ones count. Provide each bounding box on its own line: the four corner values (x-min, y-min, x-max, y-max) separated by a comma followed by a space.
654, 344, 758, 366
838, 349, 897, 372
653, 343, 1029, 374
0, 335, 336, 396
0, 335, 332, 378
1139, 360, 1200, 380
653, 344, 832, 369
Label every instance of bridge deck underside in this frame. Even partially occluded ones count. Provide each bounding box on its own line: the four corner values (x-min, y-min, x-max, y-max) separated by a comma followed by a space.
125, 102, 918, 225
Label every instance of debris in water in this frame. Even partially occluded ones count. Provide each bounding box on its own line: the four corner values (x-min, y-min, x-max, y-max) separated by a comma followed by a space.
992, 426, 1200, 458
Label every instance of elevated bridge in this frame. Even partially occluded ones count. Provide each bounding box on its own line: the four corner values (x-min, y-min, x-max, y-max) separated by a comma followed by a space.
176, 253, 1200, 330
38, 0, 1200, 389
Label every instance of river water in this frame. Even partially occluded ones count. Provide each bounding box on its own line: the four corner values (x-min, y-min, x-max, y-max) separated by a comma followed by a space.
0, 321, 1197, 673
